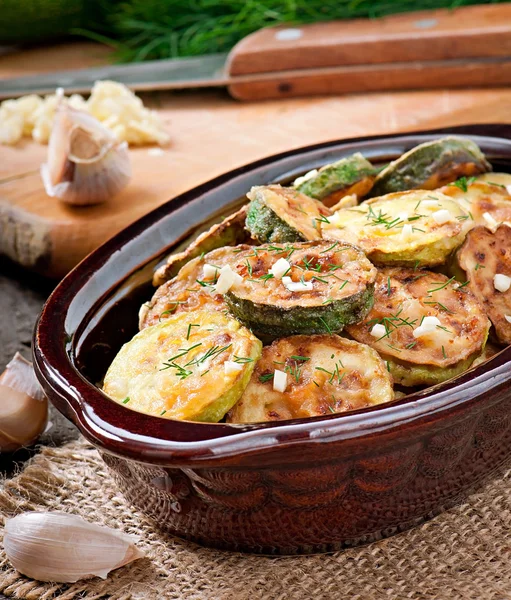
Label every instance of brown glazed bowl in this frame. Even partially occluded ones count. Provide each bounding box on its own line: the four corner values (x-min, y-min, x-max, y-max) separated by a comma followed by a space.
34, 124, 511, 555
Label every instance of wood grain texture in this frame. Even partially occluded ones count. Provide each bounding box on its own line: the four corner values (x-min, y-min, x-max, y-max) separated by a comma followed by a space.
227, 4, 511, 76
1, 42, 511, 277
228, 57, 511, 100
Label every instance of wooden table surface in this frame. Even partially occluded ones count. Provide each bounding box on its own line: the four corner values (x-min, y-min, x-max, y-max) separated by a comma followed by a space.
0, 41, 511, 596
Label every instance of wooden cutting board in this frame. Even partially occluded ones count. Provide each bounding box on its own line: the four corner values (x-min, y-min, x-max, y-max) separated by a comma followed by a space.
2, 42, 511, 278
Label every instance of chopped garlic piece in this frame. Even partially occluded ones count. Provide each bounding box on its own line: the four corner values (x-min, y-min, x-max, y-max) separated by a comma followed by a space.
214, 265, 242, 294
273, 369, 288, 393
293, 169, 318, 187
506, 185, 511, 195
413, 316, 442, 338
397, 212, 409, 222
494, 273, 511, 292
0, 81, 169, 147
421, 199, 440, 208
483, 212, 499, 231
224, 361, 243, 375
401, 224, 414, 239
370, 324, 386, 338
282, 276, 313, 292
203, 264, 219, 280
324, 211, 342, 228
432, 209, 452, 225
270, 258, 291, 279
505, 315, 511, 324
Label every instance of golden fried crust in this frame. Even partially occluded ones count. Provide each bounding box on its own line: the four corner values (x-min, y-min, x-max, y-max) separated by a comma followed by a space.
228, 335, 393, 423
347, 268, 489, 367
322, 190, 470, 267
457, 224, 511, 344
104, 310, 261, 422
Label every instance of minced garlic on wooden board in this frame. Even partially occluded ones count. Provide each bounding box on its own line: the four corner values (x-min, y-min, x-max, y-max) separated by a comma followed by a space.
0, 81, 170, 146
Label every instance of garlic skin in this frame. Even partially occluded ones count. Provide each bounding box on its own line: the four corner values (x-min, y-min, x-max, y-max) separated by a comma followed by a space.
41, 104, 131, 206
0, 353, 47, 452
4, 512, 145, 583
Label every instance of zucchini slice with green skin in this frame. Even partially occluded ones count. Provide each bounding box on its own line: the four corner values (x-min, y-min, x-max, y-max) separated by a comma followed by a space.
322, 189, 471, 267
369, 136, 491, 197
456, 224, 511, 345
104, 310, 262, 422
245, 184, 331, 244
227, 335, 393, 423
140, 245, 252, 329
440, 180, 511, 230
153, 205, 251, 287
224, 240, 377, 338
346, 268, 490, 386
294, 153, 376, 207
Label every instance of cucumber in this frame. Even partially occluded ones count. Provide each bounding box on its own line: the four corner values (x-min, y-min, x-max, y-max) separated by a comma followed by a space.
140, 245, 252, 329
245, 185, 331, 244
346, 267, 490, 386
370, 136, 491, 197
224, 240, 376, 339
153, 205, 250, 287
456, 224, 511, 345
322, 189, 471, 267
294, 153, 375, 207
228, 334, 394, 423
104, 310, 262, 422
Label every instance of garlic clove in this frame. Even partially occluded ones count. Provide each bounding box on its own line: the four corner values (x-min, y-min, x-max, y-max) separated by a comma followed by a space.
0, 352, 47, 452
4, 512, 145, 583
41, 103, 131, 206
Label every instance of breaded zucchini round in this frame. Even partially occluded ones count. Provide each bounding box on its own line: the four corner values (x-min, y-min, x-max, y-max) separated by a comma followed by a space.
227, 335, 394, 423
245, 184, 331, 243
224, 241, 377, 338
457, 224, 511, 344
346, 268, 490, 386
440, 179, 511, 230
104, 310, 262, 422
153, 206, 251, 287
322, 189, 471, 267
370, 136, 491, 197
294, 153, 375, 207
140, 245, 252, 329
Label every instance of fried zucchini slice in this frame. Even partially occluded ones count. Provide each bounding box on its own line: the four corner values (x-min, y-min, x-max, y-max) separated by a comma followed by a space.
103, 310, 262, 422
245, 185, 331, 243
294, 153, 376, 207
140, 245, 252, 329
440, 179, 511, 230
322, 190, 470, 267
456, 224, 511, 344
346, 268, 490, 386
228, 335, 393, 423
224, 241, 376, 339
153, 206, 250, 287
370, 136, 491, 197
476, 172, 511, 189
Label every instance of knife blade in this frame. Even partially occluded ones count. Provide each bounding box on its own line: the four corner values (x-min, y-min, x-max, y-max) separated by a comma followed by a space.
0, 53, 231, 98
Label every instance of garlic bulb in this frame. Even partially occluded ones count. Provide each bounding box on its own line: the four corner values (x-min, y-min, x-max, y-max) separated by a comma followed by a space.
41, 103, 131, 206
4, 512, 145, 583
0, 352, 47, 452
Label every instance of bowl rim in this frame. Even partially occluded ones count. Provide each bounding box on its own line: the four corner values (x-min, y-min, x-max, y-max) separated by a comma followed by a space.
33, 123, 511, 467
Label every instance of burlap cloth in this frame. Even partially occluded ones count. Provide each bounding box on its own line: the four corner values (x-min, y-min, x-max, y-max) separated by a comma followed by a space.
1, 440, 511, 600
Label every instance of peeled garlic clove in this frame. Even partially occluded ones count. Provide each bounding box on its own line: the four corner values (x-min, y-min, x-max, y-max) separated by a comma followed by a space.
0, 352, 47, 452
4, 512, 145, 583
41, 103, 131, 206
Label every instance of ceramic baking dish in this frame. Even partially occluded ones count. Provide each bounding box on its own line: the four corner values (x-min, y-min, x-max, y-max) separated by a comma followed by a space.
33, 124, 511, 554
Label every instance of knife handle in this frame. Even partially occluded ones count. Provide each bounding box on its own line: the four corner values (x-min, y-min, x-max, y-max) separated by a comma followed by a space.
225, 4, 511, 100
